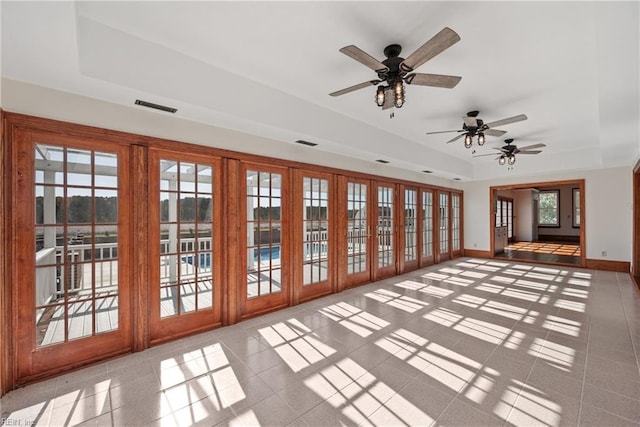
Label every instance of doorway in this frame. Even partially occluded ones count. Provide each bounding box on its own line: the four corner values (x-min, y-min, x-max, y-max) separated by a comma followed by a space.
490, 180, 585, 267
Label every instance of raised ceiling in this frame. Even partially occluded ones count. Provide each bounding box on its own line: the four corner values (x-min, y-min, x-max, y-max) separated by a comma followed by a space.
1, 1, 638, 181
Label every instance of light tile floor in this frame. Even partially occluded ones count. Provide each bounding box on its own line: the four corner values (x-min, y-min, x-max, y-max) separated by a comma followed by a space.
2, 258, 640, 426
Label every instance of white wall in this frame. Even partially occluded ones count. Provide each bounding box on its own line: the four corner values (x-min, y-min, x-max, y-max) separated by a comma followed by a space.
514, 189, 535, 241
463, 167, 632, 261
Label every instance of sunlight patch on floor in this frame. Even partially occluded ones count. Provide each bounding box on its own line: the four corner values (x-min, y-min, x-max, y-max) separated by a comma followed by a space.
319, 302, 390, 337
364, 288, 429, 313
259, 319, 336, 372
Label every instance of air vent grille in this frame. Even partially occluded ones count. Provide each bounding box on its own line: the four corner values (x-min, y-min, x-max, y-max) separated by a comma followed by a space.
294, 139, 318, 147
135, 99, 177, 113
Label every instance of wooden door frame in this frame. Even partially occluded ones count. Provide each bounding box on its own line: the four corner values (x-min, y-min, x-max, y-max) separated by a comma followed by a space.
12, 129, 134, 385
239, 162, 290, 319
372, 181, 398, 281
489, 179, 586, 267
398, 185, 420, 273
419, 188, 436, 267
435, 190, 452, 262
147, 149, 224, 345
291, 169, 336, 304
340, 176, 373, 289
633, 161, 640, 286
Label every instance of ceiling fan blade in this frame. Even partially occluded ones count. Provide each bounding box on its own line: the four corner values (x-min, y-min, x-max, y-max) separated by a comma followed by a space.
484, 129, 507, 137
472, 153, 500, 158
484, 114, 528, 129
329, 80, 380, 97
382, 87, 394, 110
516, 143, 546, 151
425, 129, 462, 135
399, 27, 461, 72
339, 45, 389, 73
405, 73, 461, 88
517, 150, 543, 155
446, 133, 465, 144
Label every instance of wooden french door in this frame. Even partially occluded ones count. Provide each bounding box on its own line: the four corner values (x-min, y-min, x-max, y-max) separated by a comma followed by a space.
399, 186, 419, 273
343, 178, 372, 287
452, 192, 462, 257
420, 189, 435, 266
240, 163, 289, 318
437, 191, 452, 262
293, 170, 334, 302
149, 150, 223, 343
14, 132, 132, 384
373, 182, 397, 280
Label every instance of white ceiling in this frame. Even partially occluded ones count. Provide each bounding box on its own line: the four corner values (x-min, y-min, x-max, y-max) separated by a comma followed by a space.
1, 1, 639, 181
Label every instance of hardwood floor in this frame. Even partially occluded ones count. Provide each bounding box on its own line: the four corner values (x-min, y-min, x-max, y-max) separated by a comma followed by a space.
498, 241, 581, 266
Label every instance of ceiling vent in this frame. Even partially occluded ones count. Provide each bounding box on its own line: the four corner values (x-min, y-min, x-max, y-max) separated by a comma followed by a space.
135, 99, 177, 113
294, 139, 318, 147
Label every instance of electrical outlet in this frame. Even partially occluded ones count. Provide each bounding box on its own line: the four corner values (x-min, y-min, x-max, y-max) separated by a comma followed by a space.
473, 243, 477, 248
602, 250, 607, 257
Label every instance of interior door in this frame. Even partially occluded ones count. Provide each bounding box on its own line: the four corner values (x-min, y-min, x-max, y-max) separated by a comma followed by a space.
14, 132, 132, 384
374, 182, 397, 280
149, 150, 223, 344
294, 170, 334, 302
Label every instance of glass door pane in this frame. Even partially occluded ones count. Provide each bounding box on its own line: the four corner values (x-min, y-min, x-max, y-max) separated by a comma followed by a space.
158, 160, 215, 318
347, 182, 368, 275
34, 144, 120, 347
439, 192, 449, 255
452, 193, 461, 252
404, 189, 417, 262
507, 200, 514, 240
303, 177, 329, 285
422, 190, 433, 260
246, 170, 282, 298
378, 186, 394, 269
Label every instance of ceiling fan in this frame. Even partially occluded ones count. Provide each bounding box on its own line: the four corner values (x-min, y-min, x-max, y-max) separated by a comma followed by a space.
426, 110, 528, 149
473, 138, 546, 166
329, 27, 462, 112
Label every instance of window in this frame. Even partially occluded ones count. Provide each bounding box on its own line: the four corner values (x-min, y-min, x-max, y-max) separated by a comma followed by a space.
538, 190, 560, 226
573, 188, 580, 227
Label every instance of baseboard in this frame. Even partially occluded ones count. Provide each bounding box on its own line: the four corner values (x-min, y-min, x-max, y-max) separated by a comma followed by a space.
463, 249, 492, 258
537, 235, 580, 243
585, 259, 630, 273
